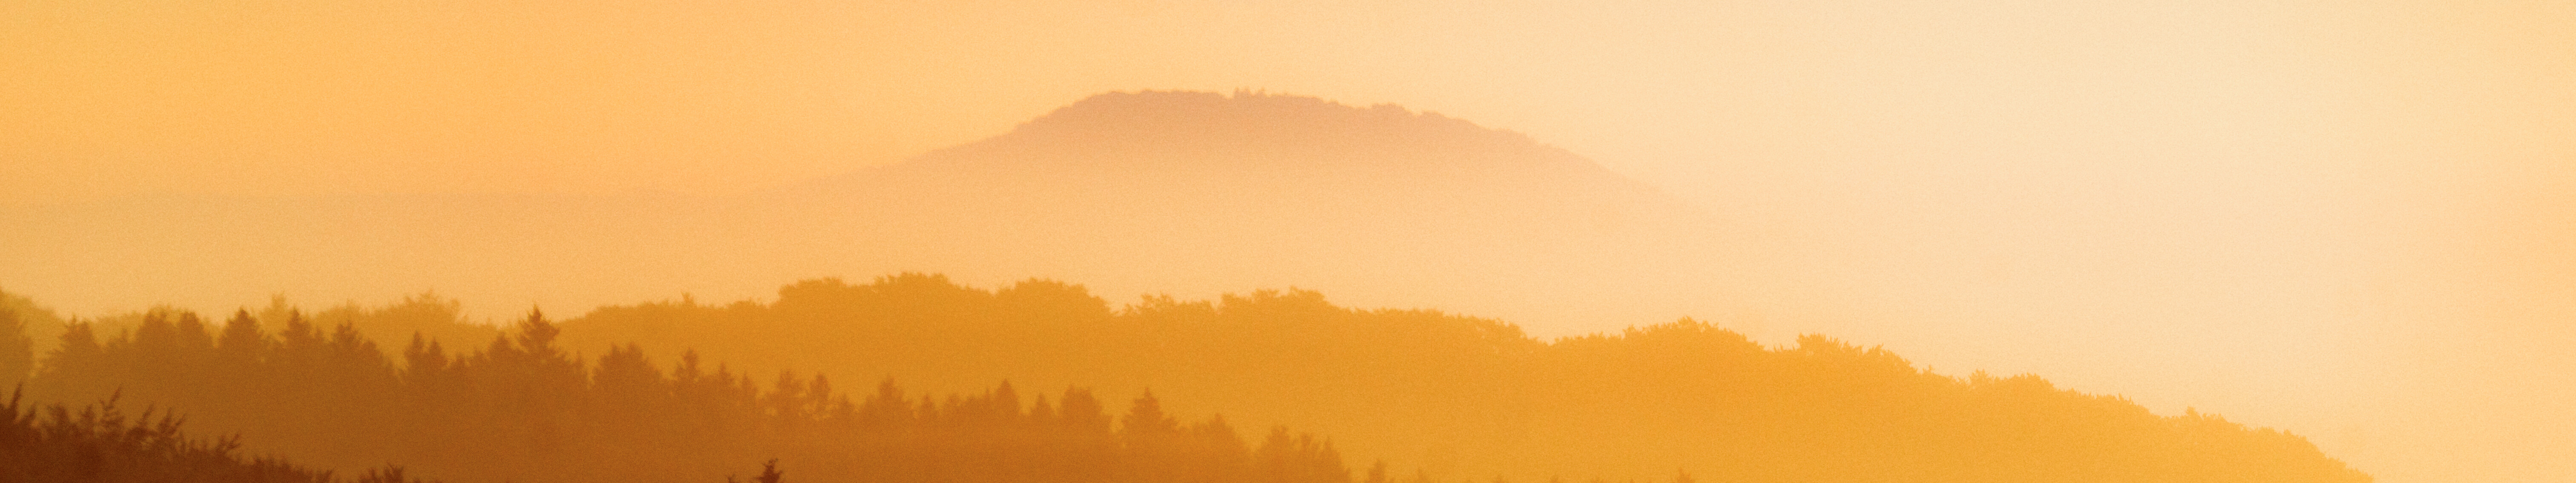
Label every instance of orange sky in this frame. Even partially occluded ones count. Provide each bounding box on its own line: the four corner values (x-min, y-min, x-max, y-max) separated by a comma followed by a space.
5, 1, 2572, 482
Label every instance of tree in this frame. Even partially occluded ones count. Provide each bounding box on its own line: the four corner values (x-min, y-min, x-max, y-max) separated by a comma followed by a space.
730, 459, 785, 483
0, 306, 31, 387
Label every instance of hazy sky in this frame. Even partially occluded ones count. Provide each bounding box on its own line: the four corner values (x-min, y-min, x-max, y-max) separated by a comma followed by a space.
5, 1, 2572, 482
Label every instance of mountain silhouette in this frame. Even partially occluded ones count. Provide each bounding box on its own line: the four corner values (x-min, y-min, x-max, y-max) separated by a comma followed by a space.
755, 90, 1734, 326
1, 90, 1737, 331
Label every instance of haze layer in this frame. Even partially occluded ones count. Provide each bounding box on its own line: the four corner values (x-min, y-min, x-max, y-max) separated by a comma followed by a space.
7, 2, 2573, 481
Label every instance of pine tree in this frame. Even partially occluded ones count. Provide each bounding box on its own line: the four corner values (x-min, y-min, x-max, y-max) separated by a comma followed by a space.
0, 306, 32, 387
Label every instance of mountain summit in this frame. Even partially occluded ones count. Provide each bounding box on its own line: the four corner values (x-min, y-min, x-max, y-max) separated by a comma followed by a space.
839, 90, 1664, 197
957, 90, 1576, 174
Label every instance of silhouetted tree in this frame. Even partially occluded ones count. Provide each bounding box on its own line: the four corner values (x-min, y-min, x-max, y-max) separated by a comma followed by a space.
0, 306, 32, 388
728, 459, 783, 483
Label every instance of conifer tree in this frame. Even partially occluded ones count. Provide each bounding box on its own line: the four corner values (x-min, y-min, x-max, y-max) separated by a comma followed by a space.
0, 307, 32, 387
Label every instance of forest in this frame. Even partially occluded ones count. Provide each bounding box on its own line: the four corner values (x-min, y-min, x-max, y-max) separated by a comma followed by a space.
0, 277, 2369, 483
0, 388, 429, 483
3, 306, 1354, 483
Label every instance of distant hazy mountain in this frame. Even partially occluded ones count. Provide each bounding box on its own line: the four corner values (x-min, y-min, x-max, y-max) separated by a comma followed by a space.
752, 90, 1736, 325
1, 90, 1738, 331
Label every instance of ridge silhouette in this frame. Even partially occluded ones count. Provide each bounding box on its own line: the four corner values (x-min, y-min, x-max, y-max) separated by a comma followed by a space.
1, 280, 2370, 483
904, 90, 1591, 175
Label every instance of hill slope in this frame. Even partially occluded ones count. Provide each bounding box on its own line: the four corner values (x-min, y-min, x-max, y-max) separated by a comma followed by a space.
11, 279, 2369, 483
539, 274, 2368, 483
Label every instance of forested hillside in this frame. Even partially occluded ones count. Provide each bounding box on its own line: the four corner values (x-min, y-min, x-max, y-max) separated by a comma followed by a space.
10, 306, 1357, 483
549, 274, 2366, 483
2, 277, 2369, 483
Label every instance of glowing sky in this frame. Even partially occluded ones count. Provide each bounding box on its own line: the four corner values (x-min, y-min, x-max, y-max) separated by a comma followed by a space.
6, 1, 2572, 481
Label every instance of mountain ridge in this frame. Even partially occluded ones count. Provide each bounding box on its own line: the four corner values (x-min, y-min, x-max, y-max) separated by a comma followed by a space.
816, 90, 1666, 199
7, 89, 1738, 345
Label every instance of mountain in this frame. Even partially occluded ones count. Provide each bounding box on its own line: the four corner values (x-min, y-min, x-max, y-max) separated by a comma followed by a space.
754, 90, 1736, 327
0, 90, 1741, 334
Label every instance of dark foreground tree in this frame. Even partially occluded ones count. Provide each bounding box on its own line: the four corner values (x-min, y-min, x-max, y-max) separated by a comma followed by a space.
727, 460, 783, 483
0, 387, 428, 483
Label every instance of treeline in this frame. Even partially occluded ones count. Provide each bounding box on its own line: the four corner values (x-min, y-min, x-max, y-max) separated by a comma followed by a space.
0, 389, 423, 483
14, 308, 1357, 483
2, 276, 2373, 483
543, 275, 2368, 483
1, 291, 47, 389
